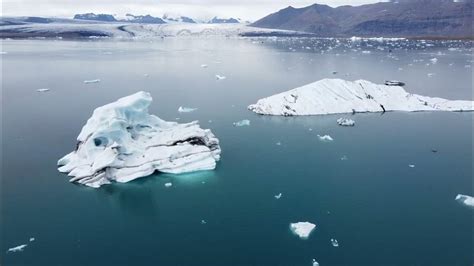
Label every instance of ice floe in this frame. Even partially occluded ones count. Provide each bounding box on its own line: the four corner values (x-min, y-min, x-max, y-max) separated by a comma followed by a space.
29, 238, 35, 242
290, 222, 316, 239
57, 91, 221, 188
408, 164, 415, 168
165, 182, 173, 188
331, 238, 339, 247
317, 135, 334, 142
233, 119, 250, 127
7, 244, 27, 253
337, 118, 355, 127
455, 194, 474, 208
178, 106, 198, 113
248, 79, 474, 116
275, 193, 282, 199
83, 79, 101, 84
36, 88, 50, 92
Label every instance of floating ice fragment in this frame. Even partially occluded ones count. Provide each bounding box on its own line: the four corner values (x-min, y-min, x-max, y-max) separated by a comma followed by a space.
331, 238, 339, 247
201, 64, 208, 68
455, 194, 474, 208
83, 79, 101, 84
290, 222, 316, 239
178, 106, 198, 113
362, 51, 371, 54
7, 244, 27, 253
427, 73, 435, 77
275, 193, 282, 199
215, 75, 226, 80
337, 118, 355, 127
408, 164, 415, 168
317, 135, 334, 142
276, 142, 282, 146
340, 155, 348, 161
165, 182, 172, 188
312, 259, 320, 266
29, 238, 35, 242
233, 119, 250, 127
430, 58, 438, 64
37, 88, 50, 92
201, 219, 207, 224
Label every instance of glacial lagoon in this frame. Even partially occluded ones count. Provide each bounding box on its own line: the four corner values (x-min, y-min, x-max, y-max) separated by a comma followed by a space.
1, 37, 473, 265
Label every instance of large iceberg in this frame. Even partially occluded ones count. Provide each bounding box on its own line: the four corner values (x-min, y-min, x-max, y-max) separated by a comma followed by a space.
58, 92, 221, 188
248, 79, 474, 116
289, 222, 316, 239
455, 194, 474, 208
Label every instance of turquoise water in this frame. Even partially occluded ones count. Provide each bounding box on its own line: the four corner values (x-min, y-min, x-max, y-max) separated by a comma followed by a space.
1, 38, 473, 266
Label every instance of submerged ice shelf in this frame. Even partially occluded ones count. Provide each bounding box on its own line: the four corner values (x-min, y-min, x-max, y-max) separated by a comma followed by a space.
248, 79, 474, 116
57, 91, 221, 188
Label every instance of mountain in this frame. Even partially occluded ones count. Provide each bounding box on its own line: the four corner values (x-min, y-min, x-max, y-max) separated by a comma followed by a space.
125, 14, 166, 24
252, 0, 473, 38
162, 14, 196, 23
208, 17, 240, 24
73, 13, 117, 22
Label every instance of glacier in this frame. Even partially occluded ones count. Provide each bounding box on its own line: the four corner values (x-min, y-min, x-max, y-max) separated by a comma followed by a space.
57, 91, 221, 188
248, 79, 474, 116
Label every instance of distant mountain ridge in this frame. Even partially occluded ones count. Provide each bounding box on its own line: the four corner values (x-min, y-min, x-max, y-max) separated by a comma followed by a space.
252, 0, 473, 38
73, 13, 242, 24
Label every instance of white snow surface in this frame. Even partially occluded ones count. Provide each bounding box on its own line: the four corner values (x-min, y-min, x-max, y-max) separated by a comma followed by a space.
455, 194, 474, 208
57, 91, 221, 188
248, 79, 474, 116
290, 222, 316, 239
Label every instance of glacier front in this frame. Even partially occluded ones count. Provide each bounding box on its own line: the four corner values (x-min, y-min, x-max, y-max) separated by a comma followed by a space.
248, 79, 474, 116
58, 91, 221, 188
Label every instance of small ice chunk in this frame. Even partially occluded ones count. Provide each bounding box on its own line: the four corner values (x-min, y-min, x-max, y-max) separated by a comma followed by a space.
233, 119, 250, 127
201, 64, 208, 68
165, 182, 172, 187
312, 259, 320, 266
362, 50, 371, 54
178, 106, 198, 113
37, 88, 50, 92
331, 238, 339, 247
83, 79, 101, 84
29, 238, 35, 242
408, 164, 415, 168
274, 193, 282, 199
201, 219, 207, 224
340, 155, 348, 161
455, 194, 474, 208
430, 58, 438, 64
276, 142, 282, 146
290, 222, 316, 239
337, 118, 355, 126
215, 75, 226, 80
317, 135, 334, 142
427, 73, 435, 77
7, 244, 27, 253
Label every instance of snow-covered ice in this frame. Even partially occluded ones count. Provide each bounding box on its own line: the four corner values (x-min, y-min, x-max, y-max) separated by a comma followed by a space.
317, 135, 334, 142
7, 244, 27, 253
248, 79, 474, 116
37, 88, 50, 92
83, 79, 101, 84
290, 222, 316, 239
178, 106, 198, 113
455, 194, 474, 208
57, 91, 221, 188
233, 119, 250, 127
337, 118, 355, 127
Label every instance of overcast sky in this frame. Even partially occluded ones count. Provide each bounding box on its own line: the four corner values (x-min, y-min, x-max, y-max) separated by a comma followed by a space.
2, 0, 386, 21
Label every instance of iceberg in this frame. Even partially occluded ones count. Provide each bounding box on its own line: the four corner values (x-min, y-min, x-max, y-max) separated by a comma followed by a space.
178, 106, 198, 113
83, 79, 101, 84
337, 118, 355, 126
248, 79, 474, 116
317, 135, 333, 142
455, 194, 474, 208
290, 222, 316, 239
57, 91, 221, 188
312, 259, 320, 266
233, 119, 250, 127
7, 244, 27, 253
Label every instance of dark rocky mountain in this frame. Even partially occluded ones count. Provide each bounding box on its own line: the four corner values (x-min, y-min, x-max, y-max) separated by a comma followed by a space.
208, 17, 240, 24
252, 0, 473, 38
125, 14, 166, 24
73, 13, 117, 22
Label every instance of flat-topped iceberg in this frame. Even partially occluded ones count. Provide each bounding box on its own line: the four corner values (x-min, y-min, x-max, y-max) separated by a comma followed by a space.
455, 194, 474, 208
290, 222, 316, 239
58, 91, 221, 188
248, 79, 474, 116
